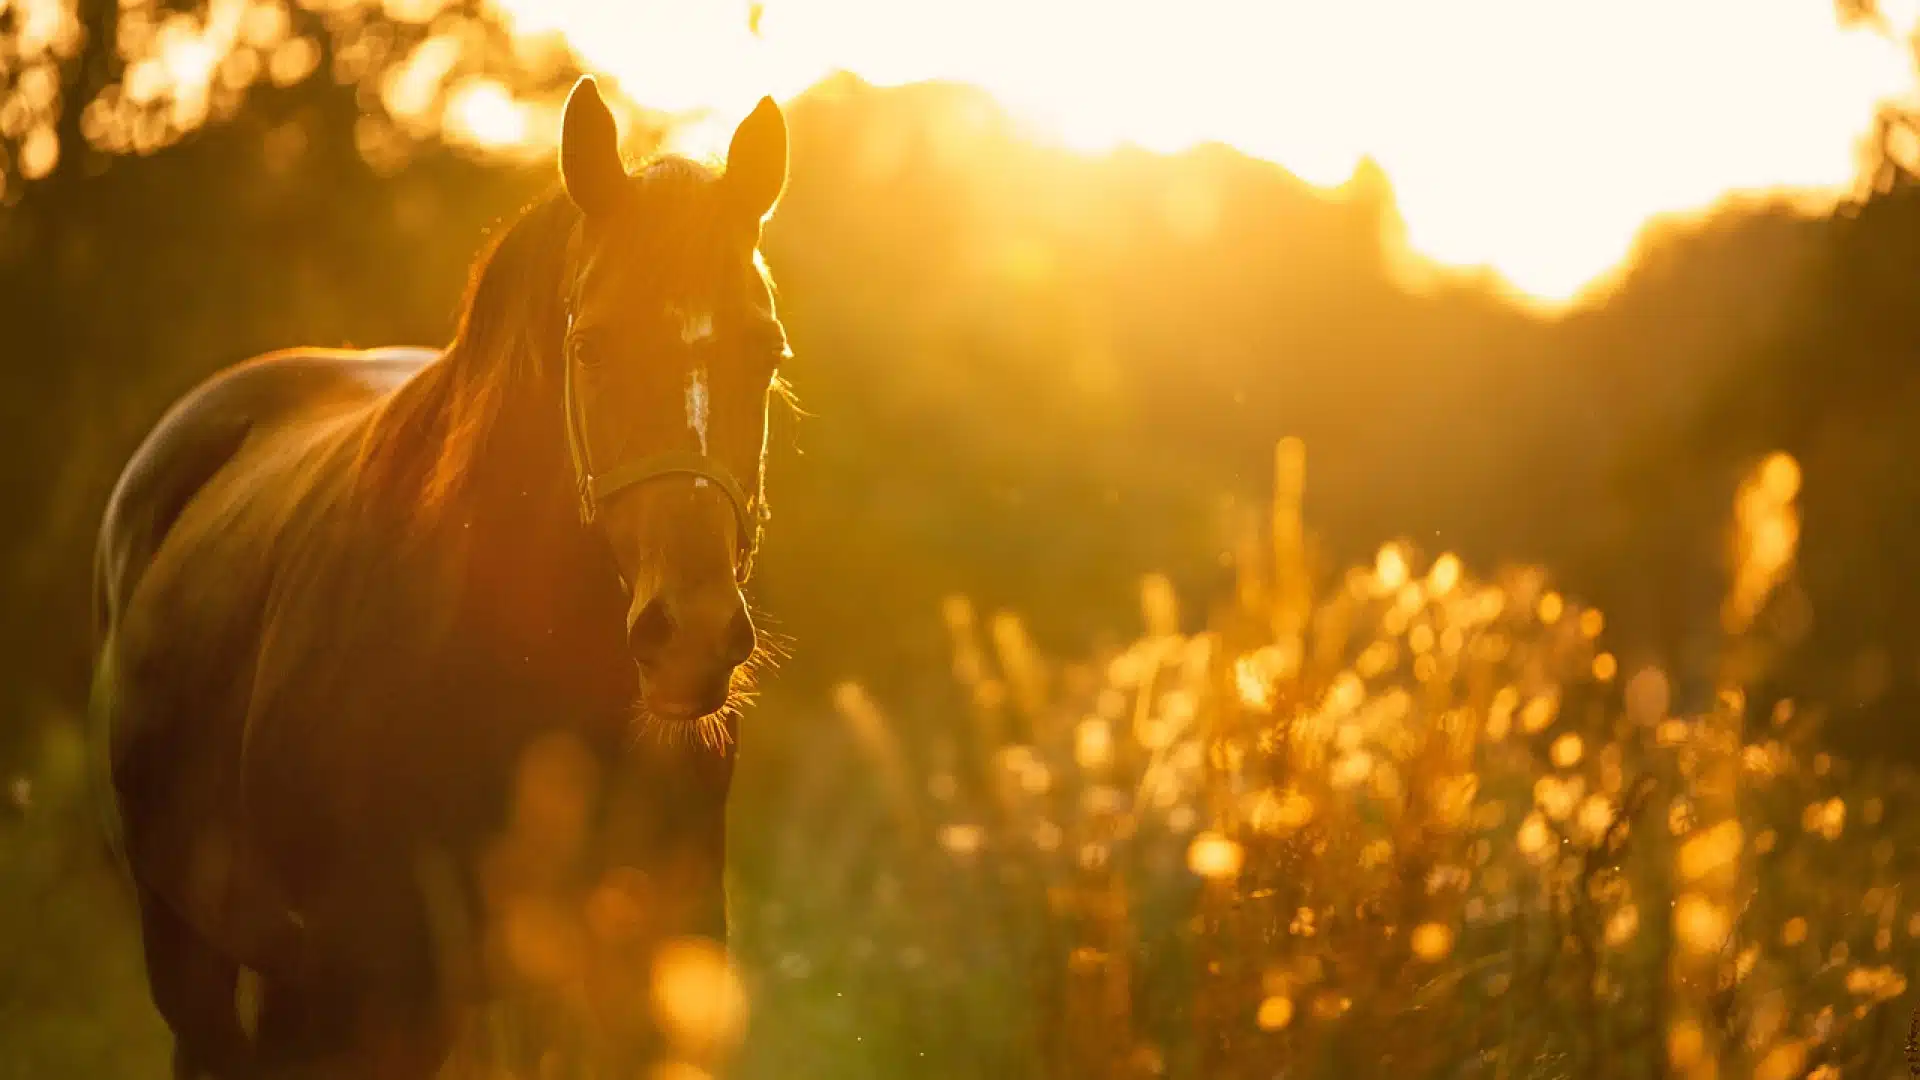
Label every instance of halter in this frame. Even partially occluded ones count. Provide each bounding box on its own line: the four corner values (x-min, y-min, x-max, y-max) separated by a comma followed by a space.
561, 309, 760, 583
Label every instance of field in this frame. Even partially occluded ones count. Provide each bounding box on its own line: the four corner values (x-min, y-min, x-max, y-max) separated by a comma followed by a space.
8, 438, 1913, 1080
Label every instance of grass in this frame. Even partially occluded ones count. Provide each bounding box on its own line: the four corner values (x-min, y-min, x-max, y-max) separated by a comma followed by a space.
5, 437, 1916, 1079
732, 438, 1920, 1079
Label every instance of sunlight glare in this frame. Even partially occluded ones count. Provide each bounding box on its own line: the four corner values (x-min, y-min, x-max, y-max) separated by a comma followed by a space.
446, 77, 530, 148
484, 0, 1920, 308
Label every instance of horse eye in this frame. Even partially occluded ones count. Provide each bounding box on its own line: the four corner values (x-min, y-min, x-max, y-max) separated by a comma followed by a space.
572, 335, 604, 368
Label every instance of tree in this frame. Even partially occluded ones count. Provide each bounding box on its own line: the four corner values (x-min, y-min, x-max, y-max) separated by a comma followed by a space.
0, 0, 586, 202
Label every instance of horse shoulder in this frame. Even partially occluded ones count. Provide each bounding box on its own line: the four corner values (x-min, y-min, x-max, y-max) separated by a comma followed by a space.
97, 348, 438, 634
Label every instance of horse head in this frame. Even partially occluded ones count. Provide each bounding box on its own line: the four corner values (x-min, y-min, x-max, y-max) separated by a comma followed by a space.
555, 77, 790, 734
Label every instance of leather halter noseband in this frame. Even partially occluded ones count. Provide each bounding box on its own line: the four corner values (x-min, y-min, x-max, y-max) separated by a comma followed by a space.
560, 309, 760, 582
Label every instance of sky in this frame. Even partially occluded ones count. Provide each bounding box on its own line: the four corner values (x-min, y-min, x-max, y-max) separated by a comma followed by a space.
475, 0, 1920, 307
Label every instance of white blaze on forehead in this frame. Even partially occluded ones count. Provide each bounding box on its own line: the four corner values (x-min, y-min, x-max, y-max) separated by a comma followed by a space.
679, 310, 714, 344
673, 304, 715, 485
685, 366, 711, 464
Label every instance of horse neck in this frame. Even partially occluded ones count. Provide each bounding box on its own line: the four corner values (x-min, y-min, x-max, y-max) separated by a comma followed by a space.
439, 342, 627, 668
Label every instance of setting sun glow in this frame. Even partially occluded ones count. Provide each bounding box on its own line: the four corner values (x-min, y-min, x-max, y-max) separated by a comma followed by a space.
483, 0, 1920, 308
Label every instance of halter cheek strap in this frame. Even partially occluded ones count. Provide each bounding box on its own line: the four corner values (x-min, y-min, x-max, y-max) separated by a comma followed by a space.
561, 311, 760, 581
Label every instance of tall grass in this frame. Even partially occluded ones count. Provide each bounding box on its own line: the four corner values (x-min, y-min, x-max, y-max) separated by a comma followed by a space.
752, 437, 1920, 1080
4, 437, 1916, 1080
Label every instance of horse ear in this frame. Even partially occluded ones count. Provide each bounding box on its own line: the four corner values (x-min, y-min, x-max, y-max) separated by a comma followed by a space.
561, 76, 626, 217
724, 96, 787, 223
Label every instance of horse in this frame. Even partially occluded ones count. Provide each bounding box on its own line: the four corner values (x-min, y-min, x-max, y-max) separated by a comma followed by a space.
87, 75, 793, 1079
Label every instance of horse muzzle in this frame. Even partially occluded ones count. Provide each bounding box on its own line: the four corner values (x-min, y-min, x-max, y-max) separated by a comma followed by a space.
625, 582, 756, 719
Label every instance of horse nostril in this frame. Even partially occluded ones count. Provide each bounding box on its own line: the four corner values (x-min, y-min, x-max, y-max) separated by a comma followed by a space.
697, 669, 736, 715
627, 596, 674, 666
722, 607, 757, 668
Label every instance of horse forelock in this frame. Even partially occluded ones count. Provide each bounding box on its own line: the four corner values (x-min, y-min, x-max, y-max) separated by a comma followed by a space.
611, 156, 733, 305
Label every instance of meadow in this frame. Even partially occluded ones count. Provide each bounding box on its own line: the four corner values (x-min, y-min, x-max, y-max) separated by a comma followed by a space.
728, 441, 1917, 1080
8, 434, 1912, 1080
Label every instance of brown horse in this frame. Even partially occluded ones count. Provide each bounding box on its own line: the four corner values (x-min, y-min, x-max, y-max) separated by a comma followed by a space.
89, 76, 791, 1078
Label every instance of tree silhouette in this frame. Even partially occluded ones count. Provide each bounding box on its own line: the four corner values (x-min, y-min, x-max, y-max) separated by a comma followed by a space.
1, 0, 581, 201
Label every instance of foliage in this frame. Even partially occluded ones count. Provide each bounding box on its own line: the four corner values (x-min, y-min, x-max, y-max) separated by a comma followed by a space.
0, 718, 165, 1078
0, 0, 589, 197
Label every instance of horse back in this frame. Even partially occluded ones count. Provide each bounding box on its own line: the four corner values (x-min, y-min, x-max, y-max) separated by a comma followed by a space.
94, 347, 434, 644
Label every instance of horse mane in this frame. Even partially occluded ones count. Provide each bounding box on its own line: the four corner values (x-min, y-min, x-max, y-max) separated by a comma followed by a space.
353, 188, 579, 514
354, 155, 742, 519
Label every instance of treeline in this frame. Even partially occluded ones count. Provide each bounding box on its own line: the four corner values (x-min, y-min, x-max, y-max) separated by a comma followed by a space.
4, 71, 1918, 763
